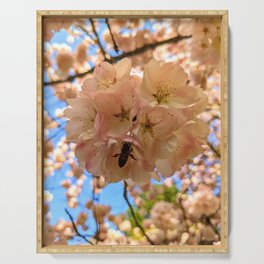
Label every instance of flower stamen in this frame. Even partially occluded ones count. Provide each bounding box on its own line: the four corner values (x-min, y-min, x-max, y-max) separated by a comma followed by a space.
81, 112, 95, 130
98, 78, 116, 89
141, 119, 155, 137
113, 107, 130, 121
153, 81, 171, 104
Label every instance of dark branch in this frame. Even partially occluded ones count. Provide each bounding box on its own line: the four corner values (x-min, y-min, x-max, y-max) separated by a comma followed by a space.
123, 181, 155, 245
207, 141, 221, 158
92, 176, 100, 243
44, 124, 65, 145
75, 24, 94, 42
44, 68, 94, 86
115, 35, 191, 61
89, 18, 110, 61
64, 208, 94, 245
178, 193, 189, 223
204, 215, 221, 239
105, 18, 119, 53
44, 117, 67, 144
44, 34, 191, 86
198, 214, 221, 245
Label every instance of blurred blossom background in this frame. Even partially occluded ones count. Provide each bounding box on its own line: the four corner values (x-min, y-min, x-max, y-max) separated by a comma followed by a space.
43, 17, 222, 246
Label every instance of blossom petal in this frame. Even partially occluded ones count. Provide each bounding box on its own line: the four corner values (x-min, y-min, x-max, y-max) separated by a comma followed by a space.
156, 159, 175, 177
141, 59, 160, 102
142, 59, 189, 104
65, 117, 84, 142
114, 58, 132, 80
94, 61, 116, 82
130, 165, 152, 185
106, 118, 131, 138
81, 78, 98, 97
75, 141, 106, 176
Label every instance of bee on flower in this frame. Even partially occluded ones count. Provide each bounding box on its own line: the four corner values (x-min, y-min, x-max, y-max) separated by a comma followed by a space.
64, 57, 209, 185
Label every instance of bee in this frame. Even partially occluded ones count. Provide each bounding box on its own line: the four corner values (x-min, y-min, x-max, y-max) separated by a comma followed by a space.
112, 142, 137, 168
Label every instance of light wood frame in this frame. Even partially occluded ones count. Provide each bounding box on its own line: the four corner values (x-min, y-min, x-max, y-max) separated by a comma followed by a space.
36, 10, 229, 254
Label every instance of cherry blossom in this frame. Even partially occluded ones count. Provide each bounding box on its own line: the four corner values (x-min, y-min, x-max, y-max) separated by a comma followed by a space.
141, 59, 208, 110
63, 57, 209, 182
93, 78, 140, 139
155, 118, 209, 177
44, 19, 74, 41
135, 104, 187, 160
76, 43, 88, 65
75, 135, 154, 184
64, 97, 100, 142
182, 188, 220, 220
56, 50, 74, 73
81, 58, 132, 97
44, 18, 222, 246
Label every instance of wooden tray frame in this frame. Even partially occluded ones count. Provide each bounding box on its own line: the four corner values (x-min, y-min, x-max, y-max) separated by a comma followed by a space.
36, 10, 229, 254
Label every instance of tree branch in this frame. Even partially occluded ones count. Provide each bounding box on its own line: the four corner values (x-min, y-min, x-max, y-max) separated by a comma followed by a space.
44, 34, 191, 86
64, 208, 94, 245
44, 68, 94, 86
75, 24, 95, 43
204, 215, 221, 239
92, 177, 100, 243
207, 141, 221, 158
123, 181, 155, 245
89, 18, 110, 61
178, 195, 220, 244
44, 120, 68, 145
115, 34, 190, 61
178, 193, 189, 223
105, 18, 119, 53
198, 214, 221, 245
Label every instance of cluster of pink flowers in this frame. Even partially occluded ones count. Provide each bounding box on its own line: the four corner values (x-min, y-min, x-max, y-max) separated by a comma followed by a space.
179, 19, 221, 65
43, 18, 222, 246
182, 188, 220, 220
64, 58, 209, 184
44, 18, 74, 41
44, 179, 221, 245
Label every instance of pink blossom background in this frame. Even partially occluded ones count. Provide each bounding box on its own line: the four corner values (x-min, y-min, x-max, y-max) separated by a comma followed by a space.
43, 18, 221, 246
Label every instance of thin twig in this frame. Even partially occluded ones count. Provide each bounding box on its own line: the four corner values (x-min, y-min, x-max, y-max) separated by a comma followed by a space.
44, 124, 65, 145
89, 18, 110, 61
204, 215, 221, 239
178, 193, 189, 223
44, 35, 191, 86
105, 18, 119, 53
207, 141, 221, 158
44, 68, 94, 86
92, 176, 100, 243
116, 35, 191, 61
64, 208, 94, 245
123, 181, 155, 245
198, 214, 221, 245
75, 24, 95, 44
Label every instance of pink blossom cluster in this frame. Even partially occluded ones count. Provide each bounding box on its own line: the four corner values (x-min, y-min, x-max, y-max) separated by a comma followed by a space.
44, 181, 220, 245
64, 58, 209, 184
179, 19, 221, 65
182, 188, 220, 220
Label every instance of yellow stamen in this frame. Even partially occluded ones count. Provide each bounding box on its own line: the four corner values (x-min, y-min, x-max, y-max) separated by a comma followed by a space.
113, 107, 130, 121
98, 77, 116, 89
81, 112, 95, 129
153, 81, 171, 104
